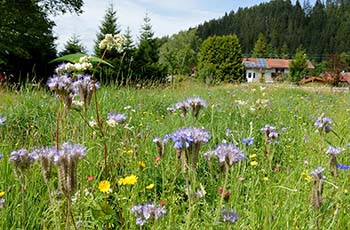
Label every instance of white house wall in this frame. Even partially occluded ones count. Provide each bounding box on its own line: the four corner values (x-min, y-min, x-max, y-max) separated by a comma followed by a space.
246, 69, 274, 83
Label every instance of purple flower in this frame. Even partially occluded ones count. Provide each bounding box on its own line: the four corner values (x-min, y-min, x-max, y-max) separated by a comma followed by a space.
221, 208, 239, 224
107, 112, 127, 127
204, 142, 246, 167
242, 137, 254, 146
72, 74, 98, 106
9, 148, 38, 172
0, 153, 3, 159
47, 74, 73, 95
337, 164, 350, 170
314, 114, 332, 133
225, 128, 231, 137
55, 63, 66, 74
326, 146, 343, 156
131, 203, 166, 226
261, 125, 279, 140
310, 166, 326, 181
168, 127, 210, 150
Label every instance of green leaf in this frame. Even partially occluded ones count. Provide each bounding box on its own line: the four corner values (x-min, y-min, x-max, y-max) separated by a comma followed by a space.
49, 53, 114, 68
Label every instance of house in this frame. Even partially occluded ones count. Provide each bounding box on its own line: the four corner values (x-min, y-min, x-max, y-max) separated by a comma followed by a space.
243, 58, 314, 83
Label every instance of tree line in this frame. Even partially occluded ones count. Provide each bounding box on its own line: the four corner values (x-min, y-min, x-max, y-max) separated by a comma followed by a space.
196, 0, 350, 61
2, 0, 350, 85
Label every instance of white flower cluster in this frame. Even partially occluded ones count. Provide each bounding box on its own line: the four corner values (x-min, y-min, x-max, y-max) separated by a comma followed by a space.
99, 33, 125, 52
63, 56, 93, 73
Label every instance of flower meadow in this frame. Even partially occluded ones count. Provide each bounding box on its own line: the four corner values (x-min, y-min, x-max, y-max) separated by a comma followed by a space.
1, 38, 350, 230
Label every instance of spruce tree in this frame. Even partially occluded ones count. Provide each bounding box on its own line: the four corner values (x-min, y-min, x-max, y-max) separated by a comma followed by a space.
133, 13, 166, 82
94, 4, 121, 57
252, 33, 268, 58
59, 34, 87, 56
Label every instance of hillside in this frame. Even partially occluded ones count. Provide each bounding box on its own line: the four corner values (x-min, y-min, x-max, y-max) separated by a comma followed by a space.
196, 0, 350, 61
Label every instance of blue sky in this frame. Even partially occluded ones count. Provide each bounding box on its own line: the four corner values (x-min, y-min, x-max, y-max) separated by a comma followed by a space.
53, 0, 314, 53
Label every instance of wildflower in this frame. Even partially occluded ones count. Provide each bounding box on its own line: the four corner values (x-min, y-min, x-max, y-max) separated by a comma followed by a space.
131, 203, 167, 226
310, 166, 325, 209
249, 154, 257, 159
0, 198, 4, 208
52, 142, 87, 195
72, 74, 97, 106
185, 97, 208, 118
218, 187, 231, 201
314, 114, 332, 133
33, 147, 56, 183
326, 146, 343, 177
0, 116, 6, 126
242, 137, 254, 146
47, 74, 73, 96
9, 148, 38, 176
250, 161, 258, 166
261, 125, 279, 141
195, 185, 206, 198
326, 146, 343, 156
107, 112, 127, 127
337, 164, 350, 170
118, 174, 138, 185
221, 208, 239, 224
166, 127, 210, 168
225, 128, 231, 137
99, 33, 125, 52
204, 142, 246, 168
146, 183, 155, 190
86, 176, 94, 181
99, 180, 111, 193
153, 137, 167, 157
138, 161, 146, 168
0, 192, 4, 198
89, 120, 97, 127
175, 101, 190, 117
263, 177, 269, 181
0, 153, 3, 159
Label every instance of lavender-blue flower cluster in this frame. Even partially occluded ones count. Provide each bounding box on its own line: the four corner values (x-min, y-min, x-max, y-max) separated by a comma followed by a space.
310, 166, 326, 181
169, 97, 208, 118
326, 146, 343, 156
204, 142, 246, 166
314, 115, 332, 133
107, 112, 127, 127
9, 149, 38, 172
131, 203, 167, 226
261, 124, 279, 141
166, 127, 210, 150
221, 208, 239, 224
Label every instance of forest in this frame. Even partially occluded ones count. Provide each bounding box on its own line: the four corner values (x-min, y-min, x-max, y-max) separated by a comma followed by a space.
197, 0, 350, 61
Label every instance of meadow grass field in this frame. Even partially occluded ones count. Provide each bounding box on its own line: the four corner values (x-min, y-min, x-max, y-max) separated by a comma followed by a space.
1, 81, 350, 229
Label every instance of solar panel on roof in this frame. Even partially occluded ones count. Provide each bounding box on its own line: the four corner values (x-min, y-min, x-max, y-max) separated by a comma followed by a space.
257, 58, 267, 68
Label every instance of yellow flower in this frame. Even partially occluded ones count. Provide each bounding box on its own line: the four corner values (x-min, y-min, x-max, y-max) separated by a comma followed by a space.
137, 161, 146, 168
263, 177, 269, 181
250, 161, 258, 166
118, 174, 138, 185
146, 183, 155, 190
98, 180, 111, 193
344, 189, 348, 194
249, 154, 257, 159
0, 192, 4, 198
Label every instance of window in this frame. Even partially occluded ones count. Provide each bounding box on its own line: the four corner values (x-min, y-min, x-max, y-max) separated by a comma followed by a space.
248, 73, 252, 78
253, 73, 256, 78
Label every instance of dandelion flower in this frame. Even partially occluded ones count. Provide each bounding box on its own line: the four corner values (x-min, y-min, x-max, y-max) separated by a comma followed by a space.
118, 174, 138, 185
146, 183, 155, 190
138, 161, 146, 168
249, 154, 257, 159
250, 161, 258, 166
99, 180, 111, 193
0, 192, 4, 198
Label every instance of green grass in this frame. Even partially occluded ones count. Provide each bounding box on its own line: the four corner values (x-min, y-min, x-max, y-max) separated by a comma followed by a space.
1, 82, 350, 229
